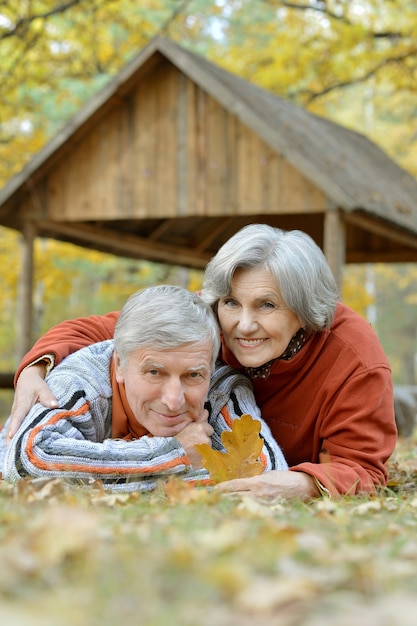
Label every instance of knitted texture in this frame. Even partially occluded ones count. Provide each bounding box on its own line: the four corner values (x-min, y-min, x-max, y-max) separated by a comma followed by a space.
0, 340, 287, 492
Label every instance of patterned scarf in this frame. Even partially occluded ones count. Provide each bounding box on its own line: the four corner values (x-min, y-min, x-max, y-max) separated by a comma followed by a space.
245, 327, 311, 379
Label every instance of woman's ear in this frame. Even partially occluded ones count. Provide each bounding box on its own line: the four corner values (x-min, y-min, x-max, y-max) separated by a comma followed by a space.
113, 351, 124, 384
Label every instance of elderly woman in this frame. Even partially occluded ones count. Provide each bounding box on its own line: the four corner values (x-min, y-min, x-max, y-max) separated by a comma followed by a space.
6, 225, 396, 498
0, 284, 287, 491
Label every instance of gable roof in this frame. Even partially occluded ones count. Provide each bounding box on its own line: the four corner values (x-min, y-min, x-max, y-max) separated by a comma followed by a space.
1, 35, 417, 256
153, 37, 417, 233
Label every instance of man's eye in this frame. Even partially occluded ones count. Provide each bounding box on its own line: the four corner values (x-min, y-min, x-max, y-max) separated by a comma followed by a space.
188, 371, 208, 382
147, 369, 160, 376
187, 372, 201, 380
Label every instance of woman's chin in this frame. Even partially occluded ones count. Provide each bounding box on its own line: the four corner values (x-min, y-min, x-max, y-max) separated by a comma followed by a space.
237, 356, 269, 368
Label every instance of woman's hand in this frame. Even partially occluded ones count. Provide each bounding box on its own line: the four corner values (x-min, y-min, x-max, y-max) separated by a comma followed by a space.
7, 363, 58, 442
215, 470, 320, 500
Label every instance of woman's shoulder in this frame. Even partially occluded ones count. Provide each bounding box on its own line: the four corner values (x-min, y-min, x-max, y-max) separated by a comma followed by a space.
329, 302, 389, 366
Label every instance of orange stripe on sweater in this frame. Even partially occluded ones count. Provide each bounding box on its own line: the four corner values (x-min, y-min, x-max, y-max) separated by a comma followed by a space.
25, 403, 189, 475
220, 406, 234, 429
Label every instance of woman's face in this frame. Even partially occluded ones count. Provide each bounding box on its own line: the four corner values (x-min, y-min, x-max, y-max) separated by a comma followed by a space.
217, 267, 302, 368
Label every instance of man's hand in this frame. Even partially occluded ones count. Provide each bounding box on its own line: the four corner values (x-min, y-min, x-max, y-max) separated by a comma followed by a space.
175, 410, 214, 469
7, 363, 58, 443
215, 470, 320, 500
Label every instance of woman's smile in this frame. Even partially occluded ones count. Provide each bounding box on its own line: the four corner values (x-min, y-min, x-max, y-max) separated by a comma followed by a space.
236, 337, 268, 348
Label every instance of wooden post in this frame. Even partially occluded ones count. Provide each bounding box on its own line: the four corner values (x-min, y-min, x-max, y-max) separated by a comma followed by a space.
323, 208, 345, 290
17, 221, 36, 361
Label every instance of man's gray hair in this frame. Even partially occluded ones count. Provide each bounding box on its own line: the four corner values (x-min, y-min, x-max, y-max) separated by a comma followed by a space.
114, 285, 220, 369
202, 224, 339, 331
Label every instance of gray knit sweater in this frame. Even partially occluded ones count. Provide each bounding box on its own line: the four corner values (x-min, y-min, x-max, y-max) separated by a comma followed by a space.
0, 340, 287, 492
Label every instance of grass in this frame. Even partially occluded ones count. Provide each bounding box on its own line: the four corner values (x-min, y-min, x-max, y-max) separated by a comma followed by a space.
0, 437, 417, 626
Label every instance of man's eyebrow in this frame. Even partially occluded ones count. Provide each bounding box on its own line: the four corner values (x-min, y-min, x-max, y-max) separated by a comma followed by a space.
143, 361, 165, 369
142, 362, 209, 371
188, 365, 210, 372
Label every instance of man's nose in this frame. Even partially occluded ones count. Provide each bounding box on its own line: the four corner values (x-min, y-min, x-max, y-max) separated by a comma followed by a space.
161, 378, 185, 410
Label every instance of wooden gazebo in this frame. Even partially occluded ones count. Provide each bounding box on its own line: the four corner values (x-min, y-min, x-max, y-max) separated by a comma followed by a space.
1, 35, 417, 360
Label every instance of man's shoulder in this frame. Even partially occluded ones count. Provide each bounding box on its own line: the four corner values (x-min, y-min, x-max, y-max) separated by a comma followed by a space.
48, 340, 114, 391
59, 340, 114, 366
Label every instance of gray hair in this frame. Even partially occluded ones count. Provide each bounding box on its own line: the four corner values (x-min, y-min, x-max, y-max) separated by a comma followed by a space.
202, 224, 339, 331
114, 285, 220, 370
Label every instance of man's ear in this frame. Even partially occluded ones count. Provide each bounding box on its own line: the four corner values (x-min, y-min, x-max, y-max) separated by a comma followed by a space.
113, 352, 124, 384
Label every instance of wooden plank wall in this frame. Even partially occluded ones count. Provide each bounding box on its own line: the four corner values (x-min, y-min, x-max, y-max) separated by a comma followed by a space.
45, 61, 326, 223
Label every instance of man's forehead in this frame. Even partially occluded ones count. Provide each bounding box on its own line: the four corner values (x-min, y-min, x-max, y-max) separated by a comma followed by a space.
133, 343, 212, 367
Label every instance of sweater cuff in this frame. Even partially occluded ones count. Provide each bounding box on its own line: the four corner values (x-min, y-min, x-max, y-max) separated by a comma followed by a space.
21, 354, 55, 379
312, 476, 331, 497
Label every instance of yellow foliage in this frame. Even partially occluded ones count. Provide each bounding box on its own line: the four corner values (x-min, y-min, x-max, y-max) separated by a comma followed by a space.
342, 266, 375, 319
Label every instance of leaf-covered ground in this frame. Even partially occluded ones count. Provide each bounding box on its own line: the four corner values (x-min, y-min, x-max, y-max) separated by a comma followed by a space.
1, 438, 417, 626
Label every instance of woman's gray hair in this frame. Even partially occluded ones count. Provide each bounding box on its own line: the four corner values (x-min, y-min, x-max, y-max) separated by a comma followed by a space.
114, 285, 220, 370
202, 224, 339, 331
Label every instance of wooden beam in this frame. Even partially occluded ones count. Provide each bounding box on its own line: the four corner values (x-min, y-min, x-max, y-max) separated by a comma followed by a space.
17, 221, 36, 360
344, 212, 417, 250
347, 250, 417, 263
323, 208, 345, 288
196, 217, 236, 251
146, 219, 175, 241
36, 220, 211, 269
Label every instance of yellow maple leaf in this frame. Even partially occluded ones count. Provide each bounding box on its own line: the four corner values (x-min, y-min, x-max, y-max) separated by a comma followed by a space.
195, 414, 264, 484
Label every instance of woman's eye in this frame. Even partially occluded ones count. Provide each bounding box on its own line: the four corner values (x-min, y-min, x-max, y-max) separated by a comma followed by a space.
261, 302, 275, 309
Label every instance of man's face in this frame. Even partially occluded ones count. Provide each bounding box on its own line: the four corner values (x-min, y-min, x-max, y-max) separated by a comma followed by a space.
114, 342, 212, 437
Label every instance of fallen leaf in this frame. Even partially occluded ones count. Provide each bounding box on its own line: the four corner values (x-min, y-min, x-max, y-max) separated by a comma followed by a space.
90, 492, 133, 506
164, 476, 212, 504
352, 500, 382, 515
235, 575, 317, 612
195, 414, 264, 483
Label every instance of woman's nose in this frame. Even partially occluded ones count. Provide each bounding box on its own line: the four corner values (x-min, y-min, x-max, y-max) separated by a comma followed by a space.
237, 310, 258, 333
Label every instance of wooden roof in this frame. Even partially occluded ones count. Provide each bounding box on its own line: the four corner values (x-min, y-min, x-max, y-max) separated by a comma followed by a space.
1, 35, 417, 269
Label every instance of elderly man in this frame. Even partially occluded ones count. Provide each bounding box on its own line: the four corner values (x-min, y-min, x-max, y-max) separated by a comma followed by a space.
0, 285, 287, 492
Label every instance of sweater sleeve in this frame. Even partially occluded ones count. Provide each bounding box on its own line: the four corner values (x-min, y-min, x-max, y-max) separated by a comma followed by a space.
14, 311, 120, 384
290, 365, 396, 496
4, 357, 201, 492
206, 363, 288, 473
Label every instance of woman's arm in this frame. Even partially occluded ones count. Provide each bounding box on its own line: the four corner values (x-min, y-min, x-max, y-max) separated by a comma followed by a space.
291, 366, 396, 496
217, 366, 396, 499
8, 312, 120, 441
15, 311, 120, 381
